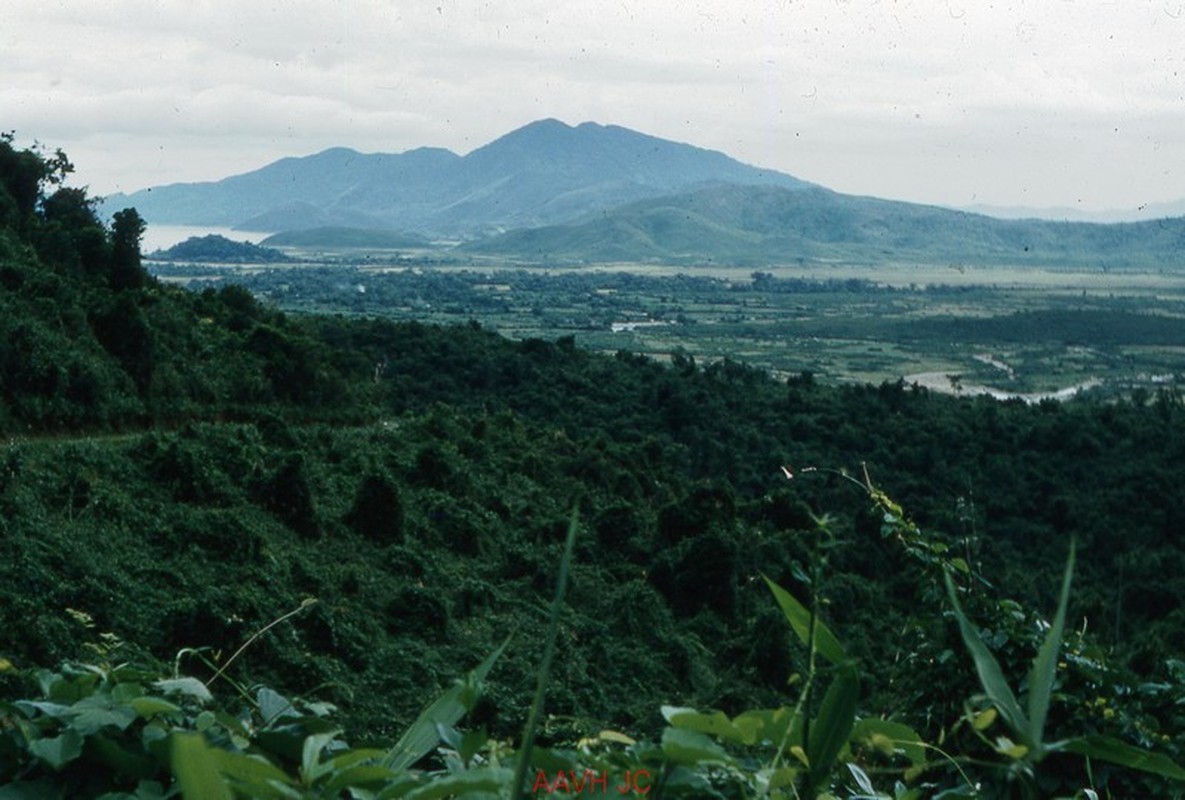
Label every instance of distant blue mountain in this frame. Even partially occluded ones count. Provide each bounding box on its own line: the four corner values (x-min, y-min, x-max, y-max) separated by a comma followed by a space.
461, 183, 1185, 268
104, 119, 813, 236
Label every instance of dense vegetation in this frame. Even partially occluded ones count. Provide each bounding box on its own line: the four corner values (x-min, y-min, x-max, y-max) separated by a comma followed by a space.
3, 136, 1184, 797
151, 259, 1185, 401
149, 235, 294, 264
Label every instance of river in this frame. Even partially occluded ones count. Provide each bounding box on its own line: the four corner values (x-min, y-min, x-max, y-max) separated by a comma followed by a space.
903, 372, 1103, 404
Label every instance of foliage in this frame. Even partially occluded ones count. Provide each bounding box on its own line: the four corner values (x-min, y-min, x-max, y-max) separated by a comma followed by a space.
5, 486, 1179, 798
3, 136, 1185, 797
0, 632, 510, 799
149, 235, 295, 264
187, 261, 1185, 404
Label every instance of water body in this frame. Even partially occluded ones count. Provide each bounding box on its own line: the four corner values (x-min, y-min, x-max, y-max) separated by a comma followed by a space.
903, 372, 1102, 404
141, 224, 273, 253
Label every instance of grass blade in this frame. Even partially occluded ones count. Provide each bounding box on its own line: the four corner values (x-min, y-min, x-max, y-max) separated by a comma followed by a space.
1027, 540, 1075, 748
944, 571, 1030, 746
762, 575, 847, 665
806, 663, 859, 794
383, 636, 509, 771
1060, 735, 1185, 781
509, 507, 580, 799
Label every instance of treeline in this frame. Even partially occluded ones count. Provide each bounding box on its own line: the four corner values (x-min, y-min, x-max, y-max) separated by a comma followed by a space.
2, 137, 1184, 794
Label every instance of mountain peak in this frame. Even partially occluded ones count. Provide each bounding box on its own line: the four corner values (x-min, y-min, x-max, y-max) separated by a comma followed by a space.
112, 119, 813, 234
521, 117, 574, 131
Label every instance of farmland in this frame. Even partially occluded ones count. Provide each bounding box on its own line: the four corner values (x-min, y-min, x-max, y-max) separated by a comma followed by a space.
151, 251, 1185, 402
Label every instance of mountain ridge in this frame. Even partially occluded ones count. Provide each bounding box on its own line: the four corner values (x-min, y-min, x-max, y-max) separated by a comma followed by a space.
104, 119, 1185, 268
104, 119, 813, 237
461, 183, 1185, 268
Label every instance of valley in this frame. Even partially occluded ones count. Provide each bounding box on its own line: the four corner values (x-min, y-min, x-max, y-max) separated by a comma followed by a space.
149, 249, 1185, 404
6, 131, 1185, 796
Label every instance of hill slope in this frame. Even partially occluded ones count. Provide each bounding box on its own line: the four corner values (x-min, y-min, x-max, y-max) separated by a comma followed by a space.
6, 136, 1185, 795
104, 120, 813, 236
462, 183, 1185, 267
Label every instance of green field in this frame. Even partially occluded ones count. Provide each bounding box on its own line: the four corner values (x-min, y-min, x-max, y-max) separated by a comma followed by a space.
152, 255, 1185, 402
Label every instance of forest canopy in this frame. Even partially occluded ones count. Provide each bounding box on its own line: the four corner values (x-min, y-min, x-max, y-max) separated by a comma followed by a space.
1, 136, 1183, 798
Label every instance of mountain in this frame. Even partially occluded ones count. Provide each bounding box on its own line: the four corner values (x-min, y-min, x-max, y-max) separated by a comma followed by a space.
103, 120, 813, 237
962, 198, 1185, 224
461, 183, 1185, 267
104, 146, 459, 231
260, 227, 430, 249
105, 118, 1185, 268
148, 234, 294, 263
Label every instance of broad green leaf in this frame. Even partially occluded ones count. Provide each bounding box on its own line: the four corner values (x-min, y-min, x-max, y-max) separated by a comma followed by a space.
761, 765, 800, 792
1059, 735, 1185, 781
154, 678, 213, 705
257, 687, 299, 727
971, 708, 997, 732
130, 696, 183, 719
661, 727, 736, 766
28, 728, 83, 770
111, 682, 145, 704
943, 571, 1030, 747
171, 733, 233, 800
457, 728, 487, 764
993, 736, 1029, 760
1027, 540, 1075, 747
527, 745, 582, 776
329, 747, 388, 771
595, 729, 636, 745
806, 663, 859, 792
322, 764, 402, 794
130, 780, 170, 800
72, 695, 138, 735
372, 773, 429, 800
210, 749, 297, 797
662, 706, 747, 743
400, 767, 513, 800
383, 636, 509, 771
762, 575, 847, 665
733, 707, 794, 748
300, 730, 342, 783
90, 734, 158, 781
851, 718, 926, 767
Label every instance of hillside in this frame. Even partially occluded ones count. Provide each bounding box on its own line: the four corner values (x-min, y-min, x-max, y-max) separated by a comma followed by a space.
260, 226, 431, 249
462, 183, 1185, 267
103, 119, 812, 237
149, 234, 294, 263
4, 136, 1185, 795
105, 118, 1185, 269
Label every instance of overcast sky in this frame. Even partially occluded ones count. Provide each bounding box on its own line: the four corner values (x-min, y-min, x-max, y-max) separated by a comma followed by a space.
4, 1, 1184, 214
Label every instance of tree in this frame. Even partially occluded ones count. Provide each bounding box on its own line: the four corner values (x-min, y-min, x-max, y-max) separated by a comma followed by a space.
110, 207, 146, 290
0, 135, 48, 224
38, 187, 110, 277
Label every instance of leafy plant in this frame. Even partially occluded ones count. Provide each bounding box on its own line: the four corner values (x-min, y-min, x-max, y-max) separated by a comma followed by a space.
944, 542, 1185, 795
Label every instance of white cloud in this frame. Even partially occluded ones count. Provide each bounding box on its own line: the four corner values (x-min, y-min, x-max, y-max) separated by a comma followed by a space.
3, 0, 1183, 210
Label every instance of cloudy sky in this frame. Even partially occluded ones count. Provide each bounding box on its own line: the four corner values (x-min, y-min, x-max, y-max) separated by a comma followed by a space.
4, 1, 1184, 214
